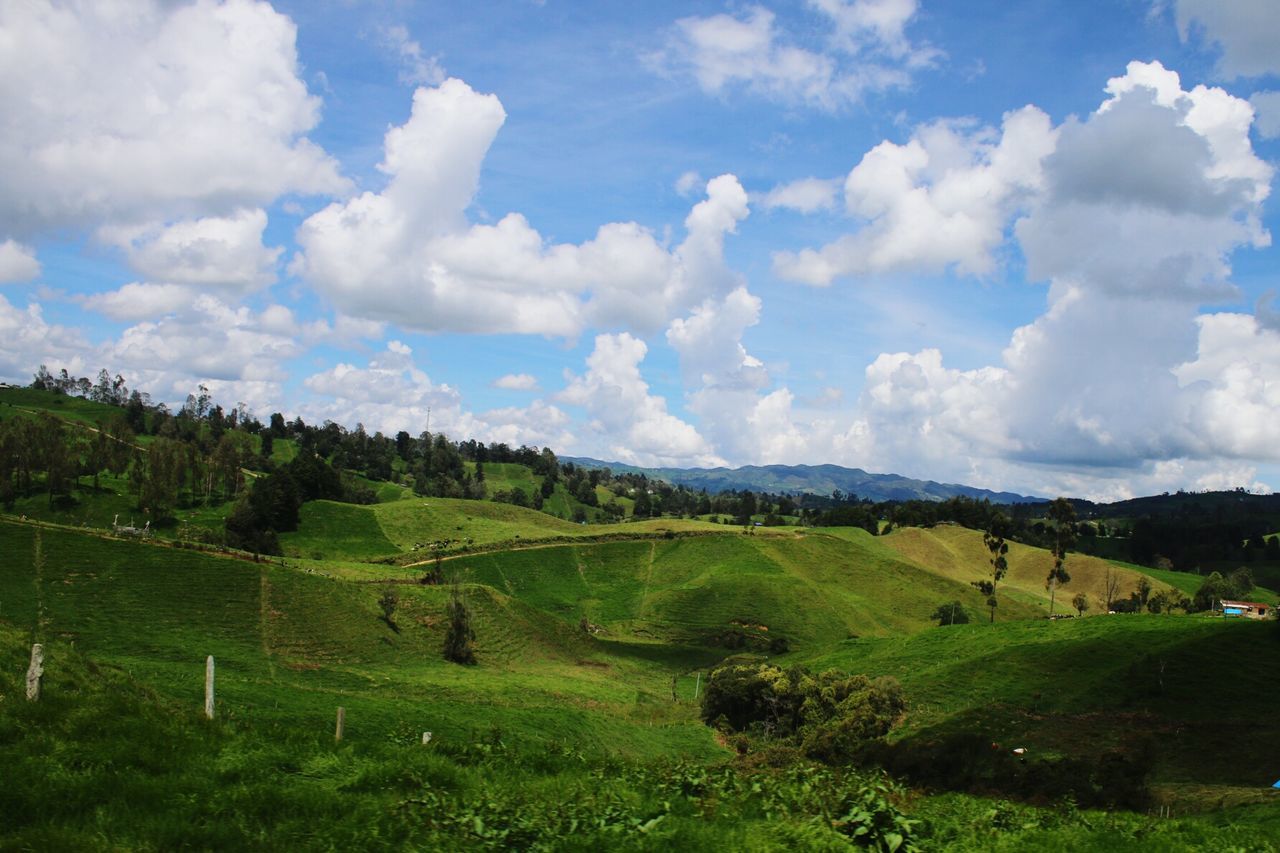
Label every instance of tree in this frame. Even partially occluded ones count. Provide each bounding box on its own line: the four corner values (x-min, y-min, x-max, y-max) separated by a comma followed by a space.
136, 437, 184, 520
1102, 563, 1122, 613
1072, 592, 1090, 616
378, 586, 399, 629
977, 513, 1010, 623
1135, 577, 1152, 612
1045, 497, 1076, 617
442, 580, 476, 665
930, 601, 970, 626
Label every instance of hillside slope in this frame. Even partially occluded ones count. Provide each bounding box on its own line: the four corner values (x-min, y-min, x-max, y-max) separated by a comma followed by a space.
803, 615, 1280, 792
879, 524, 1184, 615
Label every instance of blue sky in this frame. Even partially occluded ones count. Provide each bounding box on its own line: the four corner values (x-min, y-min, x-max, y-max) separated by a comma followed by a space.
1, 0, 1279, 500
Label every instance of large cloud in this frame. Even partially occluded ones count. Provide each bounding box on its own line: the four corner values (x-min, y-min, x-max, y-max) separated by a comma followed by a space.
0, 0, 345, 235
774, 106, 1057, 284
99, 209, 281, 293
295, 79, 750, 338
839, 62, 1275, 496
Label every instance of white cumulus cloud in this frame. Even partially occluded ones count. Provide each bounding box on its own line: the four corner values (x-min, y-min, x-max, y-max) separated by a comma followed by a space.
294, 79, 750, 338
557, 333, 722, 466
0, 0, 346, 235
774, 106, 1057, 284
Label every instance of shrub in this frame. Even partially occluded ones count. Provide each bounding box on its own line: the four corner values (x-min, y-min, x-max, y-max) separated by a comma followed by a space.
442, 583, 476, 665
700, 663, 905, 762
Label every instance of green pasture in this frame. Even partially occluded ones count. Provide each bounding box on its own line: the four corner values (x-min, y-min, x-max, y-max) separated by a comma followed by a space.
804, 614, 1280, 789
0, 519, 717, 757
4, 511, 1280, 848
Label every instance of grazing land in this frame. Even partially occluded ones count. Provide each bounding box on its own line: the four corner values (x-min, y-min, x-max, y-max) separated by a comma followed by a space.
3, 510, 1279, 849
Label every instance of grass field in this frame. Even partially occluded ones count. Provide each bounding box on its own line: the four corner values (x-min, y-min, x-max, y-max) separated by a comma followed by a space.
879, 525, 1187, 615
0, 386, 124, 427
804, 614, 1280, 793
0, 519, 717, 756
4, 510, 1280, 848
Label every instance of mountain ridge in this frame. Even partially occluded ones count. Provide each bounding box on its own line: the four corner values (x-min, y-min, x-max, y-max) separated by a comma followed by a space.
561, 457, 1044, 504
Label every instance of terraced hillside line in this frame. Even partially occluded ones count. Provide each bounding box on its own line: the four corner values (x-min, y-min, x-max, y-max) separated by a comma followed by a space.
259, 567, 278, 680
638, 541, 657, 621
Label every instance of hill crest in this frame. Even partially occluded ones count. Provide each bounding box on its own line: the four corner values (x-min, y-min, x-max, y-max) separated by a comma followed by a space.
563, 458, 1042, 504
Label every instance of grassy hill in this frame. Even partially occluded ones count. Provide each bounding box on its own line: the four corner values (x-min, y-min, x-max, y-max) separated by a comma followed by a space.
879, 524, 1186, 615
803, 615, 1280, 797
4, 510, 1280, 847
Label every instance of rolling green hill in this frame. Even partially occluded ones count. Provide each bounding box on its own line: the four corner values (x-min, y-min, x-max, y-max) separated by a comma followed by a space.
4, 509, 1280, 848
803, 614, 1280, 797
880, 524, 1186, 614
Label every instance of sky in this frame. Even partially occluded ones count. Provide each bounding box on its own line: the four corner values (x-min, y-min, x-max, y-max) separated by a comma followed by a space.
2, 0, 1279, 501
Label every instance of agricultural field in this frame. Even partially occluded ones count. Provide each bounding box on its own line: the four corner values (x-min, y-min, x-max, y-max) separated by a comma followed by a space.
3, 496, 1279, 848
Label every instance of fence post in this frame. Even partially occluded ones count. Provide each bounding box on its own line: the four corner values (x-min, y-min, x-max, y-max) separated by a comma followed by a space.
693, 672, 701, 701
204, 656, 215, 719
335, 707, 345, 742
26, 644, 44, 702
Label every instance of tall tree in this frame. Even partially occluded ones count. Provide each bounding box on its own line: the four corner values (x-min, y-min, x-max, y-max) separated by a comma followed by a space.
137, 437, 184, 520
977, 512, 1011, 623
1046, 497, 1076, 617
442, 580, 476, 665
1102, 563, 1122, 613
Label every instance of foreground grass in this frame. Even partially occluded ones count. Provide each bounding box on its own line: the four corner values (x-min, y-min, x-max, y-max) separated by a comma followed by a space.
4, 622, 1277, 851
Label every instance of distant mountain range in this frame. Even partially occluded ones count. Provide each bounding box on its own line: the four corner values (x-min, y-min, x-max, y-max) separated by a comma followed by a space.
561, 458, 1043, 504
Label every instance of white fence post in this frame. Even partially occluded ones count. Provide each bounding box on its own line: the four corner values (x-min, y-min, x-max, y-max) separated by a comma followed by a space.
204, 656, 215, 719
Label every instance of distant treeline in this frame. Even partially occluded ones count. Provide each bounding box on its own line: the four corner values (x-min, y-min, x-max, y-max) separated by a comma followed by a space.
9, 365, 1280, 573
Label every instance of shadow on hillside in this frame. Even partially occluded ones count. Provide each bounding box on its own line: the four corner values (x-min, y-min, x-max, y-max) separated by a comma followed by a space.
592, 637, 724, 670
871, 619, 1280, 796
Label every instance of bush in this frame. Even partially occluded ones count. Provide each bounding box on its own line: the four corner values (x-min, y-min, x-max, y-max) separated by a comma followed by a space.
700, 663, 905, 762
930, 602, 970, 626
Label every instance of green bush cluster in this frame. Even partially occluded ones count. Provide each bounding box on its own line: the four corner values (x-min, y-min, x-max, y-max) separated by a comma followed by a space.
700, 662, 905, 763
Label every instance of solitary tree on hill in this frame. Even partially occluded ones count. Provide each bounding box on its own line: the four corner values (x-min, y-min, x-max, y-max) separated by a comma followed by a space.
976, 513, 1011, 623
378, 586, 399, 630
1072, 592, 1090, 617
442, 579, 476, 665
1046, 497, 1076, 617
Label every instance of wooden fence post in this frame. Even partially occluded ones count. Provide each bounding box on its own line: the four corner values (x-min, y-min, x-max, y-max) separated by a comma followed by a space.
26, 644, 44, 702
335, 706, 345, 742
204, 656, 215, 719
